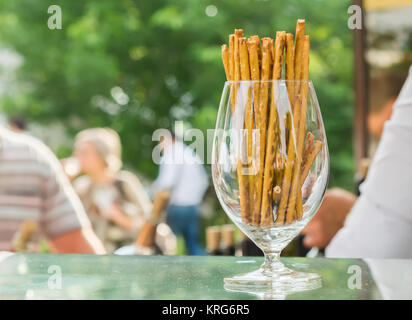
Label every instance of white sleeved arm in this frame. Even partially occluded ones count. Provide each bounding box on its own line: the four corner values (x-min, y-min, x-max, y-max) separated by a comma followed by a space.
326, 65, 412, 258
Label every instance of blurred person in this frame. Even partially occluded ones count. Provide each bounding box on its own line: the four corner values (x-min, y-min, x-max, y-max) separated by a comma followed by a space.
71, 128, 174, 254
301, 188, 357, 250
0, 126, 104, 253
153, 130, 209, 255
302, 65, 412, 258
8, 115, 27, 133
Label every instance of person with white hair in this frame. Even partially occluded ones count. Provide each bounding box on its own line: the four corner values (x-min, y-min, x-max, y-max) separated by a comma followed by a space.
70, 127, 174, 254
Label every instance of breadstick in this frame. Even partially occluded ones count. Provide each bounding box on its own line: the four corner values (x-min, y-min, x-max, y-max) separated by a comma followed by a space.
236, 31, 250, 224
239, 37, 253, 221
302, 132, 314, 162
222, 33, 249, 223
247, 38, 260, 100
273, 185, 282, 202
281, 23, 304, 224
278, 31, 299, 221
252, 37, 272, 226
286, 35, 310, 223
234, 29, 243, 82
300, 140, 323, 187
248, 36, 262, 90
284, 134, 301, 223
294, 19, 305, 99
292, 132, 314, 219
247, 38, 261, 224
228, 34, 235, 113
229, 34, 235, 79
294, 20, 305, 76
232, 29, 243, 114
297, 36, 311, 220
239, 37, 252, 134
249, 35, 262, 70
229, 35, 234, 79
270, 38, 275, 64
260, 31, 286, 227
239, 38, 251, 79
282, 34, 296, 220
234, 30, 249, 223
231, 29, 243, 112
285, 33, 295, 110
295, 194, 303, 220
221, 45, 230, 81
272, 146, 285, 202
275, 114, 296, 225
297, 36, 310, 157
249, 35, 259, 42
236, 146, 250, 224
297, 140, 322, 221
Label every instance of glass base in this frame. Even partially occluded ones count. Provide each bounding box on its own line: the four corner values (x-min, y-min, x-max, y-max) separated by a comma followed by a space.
224, 264, 321, 299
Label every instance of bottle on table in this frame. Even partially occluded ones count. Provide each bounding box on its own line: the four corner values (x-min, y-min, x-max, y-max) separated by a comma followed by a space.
220, 224, 236, 256
206, 226, 222, 255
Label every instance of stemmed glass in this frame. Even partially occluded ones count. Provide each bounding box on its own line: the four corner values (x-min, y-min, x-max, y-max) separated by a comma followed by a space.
211, 80, 329, 294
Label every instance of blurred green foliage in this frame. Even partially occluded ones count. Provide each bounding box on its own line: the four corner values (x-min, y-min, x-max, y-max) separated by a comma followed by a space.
0, 0, 354, 190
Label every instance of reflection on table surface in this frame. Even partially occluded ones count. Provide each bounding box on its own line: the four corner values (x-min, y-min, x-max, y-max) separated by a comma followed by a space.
0, 252, 410, 300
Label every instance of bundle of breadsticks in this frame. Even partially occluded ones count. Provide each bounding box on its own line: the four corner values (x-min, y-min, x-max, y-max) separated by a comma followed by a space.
221, 19, 323, 227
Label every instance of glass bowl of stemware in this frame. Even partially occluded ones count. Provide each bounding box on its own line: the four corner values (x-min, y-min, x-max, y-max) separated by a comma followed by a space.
212, 80, 329, 294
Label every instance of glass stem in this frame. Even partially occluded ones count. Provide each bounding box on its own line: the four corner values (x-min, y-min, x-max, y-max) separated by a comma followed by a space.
262, 251, 285, 276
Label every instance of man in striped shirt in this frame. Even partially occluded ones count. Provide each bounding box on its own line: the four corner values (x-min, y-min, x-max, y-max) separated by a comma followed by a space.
0, 126, 104, 253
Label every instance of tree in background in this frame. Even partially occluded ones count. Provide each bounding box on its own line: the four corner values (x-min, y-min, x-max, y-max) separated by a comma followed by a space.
0, 0, 353, 190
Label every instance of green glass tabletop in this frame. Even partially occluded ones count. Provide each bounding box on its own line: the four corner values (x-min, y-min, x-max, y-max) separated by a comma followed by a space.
0, 252, 409, 300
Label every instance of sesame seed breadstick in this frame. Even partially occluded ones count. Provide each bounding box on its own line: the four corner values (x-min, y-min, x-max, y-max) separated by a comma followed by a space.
275, 113, 296, 225
233, 29, 243, 109
247, 38, 261, 224
270, 38, 275, 64
228, 34, 235, 113
300, 140, 323, 187
222, 31, 250, 223
284, 22, 303, 223
249, 35, 262, 70
294, 132, 314, 219
234, 29, 243, 81
249, 35, 259, 42
229, 34, 235, 79
221, 44, 230, 81
276, 26, 303, 225
272, 146, 285, 202
234, 30, 250, 224
252, 37, 272, 226
286, 35, 310, 223
285, 33, 295, 110
297, 36, 311, 172
260, 31, 286, 227
281, 33, 296, 221
293, 19, 306, 99
302, 132, 314, 161
239, 37, 253, 222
